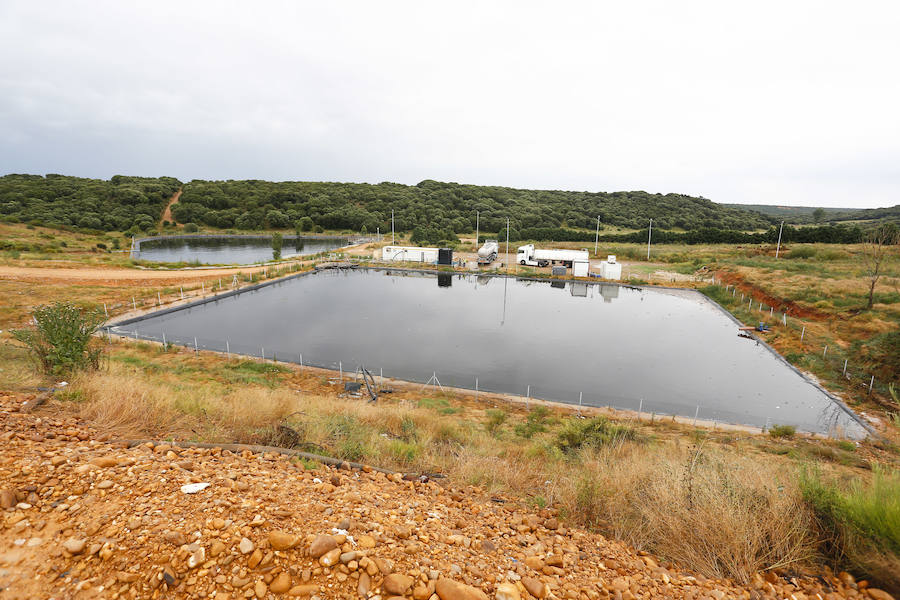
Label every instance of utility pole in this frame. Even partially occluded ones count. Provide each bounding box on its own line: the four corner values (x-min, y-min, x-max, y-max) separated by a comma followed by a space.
391, 209, 395, 244
476, 210, 479, 249
647, 218, 653, 260
775, 220, 784, 259
594, 215, 600, 255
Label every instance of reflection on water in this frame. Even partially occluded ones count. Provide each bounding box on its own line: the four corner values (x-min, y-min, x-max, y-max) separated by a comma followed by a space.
134, 235, 348, 264
114, 269, 868, 437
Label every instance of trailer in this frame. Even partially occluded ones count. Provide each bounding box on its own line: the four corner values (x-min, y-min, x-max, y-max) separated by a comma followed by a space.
381, 246, 440, 263
517, 244, 589, 268
477, 240, 499, 264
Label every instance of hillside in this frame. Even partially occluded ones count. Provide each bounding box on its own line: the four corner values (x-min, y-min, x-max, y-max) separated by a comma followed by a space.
727, 203, 900, 226
0, 174, 775, 237
0, 392, 883, 600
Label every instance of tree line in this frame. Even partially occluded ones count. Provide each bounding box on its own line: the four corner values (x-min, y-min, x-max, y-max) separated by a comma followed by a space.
0, 174, 180, 233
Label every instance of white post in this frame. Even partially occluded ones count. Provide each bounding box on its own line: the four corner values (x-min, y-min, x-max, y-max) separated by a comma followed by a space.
202, 282, 205, 293
782, 313, 787, 325
869, 375, 875, 394
770, 306, 773, 316
842, 358, 848, 375
823, 345, 828, 358
526, 384, 530, 398
475, 377, 479, 400
180, 286, 184, 300
132, 297, 136, 310
775, 221, 785, 259
226, 340, 230, 359
646, 219, 652, 260
801, 325, 805, 342
579, 391, 583, 407
261, 347, 265, 360
391, 209, 395, 244
299, 353, 303, 370
157, 291, 161, 305
104, 303, 108, 318
475, 210, 479, 249
594, 216, 600, 255
638, 398, 643, 415
693, 405, 700, 426
194, 337, 198, 352
339, 361, 343, 381
162, 332, 166, 347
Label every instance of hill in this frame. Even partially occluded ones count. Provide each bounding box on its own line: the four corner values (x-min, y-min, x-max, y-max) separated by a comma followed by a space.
727, 203, 900, 226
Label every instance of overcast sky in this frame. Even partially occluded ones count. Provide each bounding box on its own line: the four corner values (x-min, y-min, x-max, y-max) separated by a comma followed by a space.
1, 1, 898, 208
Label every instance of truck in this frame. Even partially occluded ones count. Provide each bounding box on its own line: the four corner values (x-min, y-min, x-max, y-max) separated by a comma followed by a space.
516, 244, 589, 268
477, 239, 498, 264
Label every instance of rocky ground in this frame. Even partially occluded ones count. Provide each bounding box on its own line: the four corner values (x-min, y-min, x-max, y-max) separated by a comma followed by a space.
0, 392, 893, 600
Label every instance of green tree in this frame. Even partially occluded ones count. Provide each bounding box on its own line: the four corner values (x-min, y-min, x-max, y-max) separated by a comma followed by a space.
271, 232, 283, 260
813, 207, 826, 223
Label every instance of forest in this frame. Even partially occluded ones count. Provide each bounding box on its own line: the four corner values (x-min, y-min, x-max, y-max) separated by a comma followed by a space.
171, 178, 774, 241
0, 174, 180, 232
1, 175, 893, 246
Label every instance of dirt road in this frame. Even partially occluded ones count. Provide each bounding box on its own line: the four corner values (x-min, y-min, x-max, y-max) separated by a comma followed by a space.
161, 188, 182, 224
0, 264, 270, 285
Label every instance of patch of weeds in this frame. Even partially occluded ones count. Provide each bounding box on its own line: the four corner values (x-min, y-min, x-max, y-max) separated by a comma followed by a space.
294, 456, 319, 470
337, 440, 367, 462
418, 397, 461, 415
768, 424, 796, 439
386, 440, 420, 465
837, 440, 857, 452
574, 475, 603, 528
529, 495, 548, 510
484, 409, 508, 436
54, 388, 86, 403
515, 406, 551, 438
431, 422, 463, 447
554, 416, 636, 454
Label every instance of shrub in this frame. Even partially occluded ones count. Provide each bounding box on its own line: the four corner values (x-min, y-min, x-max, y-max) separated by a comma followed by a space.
769, 424, 796, 439
386, 440, 420, 465
800, 466, 900, 592
554, 416, 635, 453
11, 302, 105, 376
272, 232, 283, 260
485, 409, 508, 435
183, 222, 199, 233
514, 406, 550, 438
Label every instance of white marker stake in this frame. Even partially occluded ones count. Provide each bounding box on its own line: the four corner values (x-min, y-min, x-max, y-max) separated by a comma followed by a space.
226, 340, 230, 359
801, 326, 805, 342
104, 303, 108, 318
132, 297, 136, 310
843, 359, 848, 375
158, 291, 161, 305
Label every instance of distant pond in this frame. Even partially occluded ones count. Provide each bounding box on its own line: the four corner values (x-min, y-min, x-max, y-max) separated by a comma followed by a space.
111, 269, 868, 438
132, 235, 349, 265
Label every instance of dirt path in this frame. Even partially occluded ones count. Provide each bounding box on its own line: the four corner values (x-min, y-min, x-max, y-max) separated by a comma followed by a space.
0, 264, 270, 285
161, 188, 182, 225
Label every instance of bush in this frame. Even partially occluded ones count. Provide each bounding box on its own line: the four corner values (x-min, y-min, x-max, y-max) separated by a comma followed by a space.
271, 232, 283, 260
554, 416, 635, 453
183, 222, 199, 233
485, 409, 508, 435
769, 424, 796, 438
514, 406, 550, 438
800, 466, 900, 592
11, 302, 105, 375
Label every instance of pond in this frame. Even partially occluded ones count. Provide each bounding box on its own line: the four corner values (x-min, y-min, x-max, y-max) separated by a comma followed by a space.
132, 235, 349, 264
110, 269, 867, 437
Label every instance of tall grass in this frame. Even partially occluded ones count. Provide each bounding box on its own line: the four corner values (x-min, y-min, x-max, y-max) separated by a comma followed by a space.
800, 466, 900, 592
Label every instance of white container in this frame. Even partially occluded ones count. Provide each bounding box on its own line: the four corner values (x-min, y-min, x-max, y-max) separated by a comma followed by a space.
600, 261, 622, 280
381, 246, 439, 263
573, 259, 589, 277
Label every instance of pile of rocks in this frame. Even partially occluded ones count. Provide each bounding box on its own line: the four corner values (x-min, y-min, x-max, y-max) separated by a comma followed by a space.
0, 392, 893, 600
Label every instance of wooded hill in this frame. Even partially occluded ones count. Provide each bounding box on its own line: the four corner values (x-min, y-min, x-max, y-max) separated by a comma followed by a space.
0, 174, 180, 232
727, 203, 900, 226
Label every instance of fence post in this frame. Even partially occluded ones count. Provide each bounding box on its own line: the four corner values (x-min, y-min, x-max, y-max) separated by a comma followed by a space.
180, 286, 184, 300
843, 359, 848, 376
226, 340, 230, 360
339, 361, 343, 382
800, 326, 805, 342
261, 347, 265, 361
194, 337, 198, 353
475, 377, 479, 401
869, 375, 875, 395
823, 345, 828, 358
104, 303, 108, 318
132, 297, 136, 310
162, 332, 166, 347
782, 313, 786, 325
158, 291, 161, 305
693, 405, 699, 426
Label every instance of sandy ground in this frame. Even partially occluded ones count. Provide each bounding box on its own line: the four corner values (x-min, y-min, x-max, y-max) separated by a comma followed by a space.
0, 264, 272, 285
161, 189, 182, 225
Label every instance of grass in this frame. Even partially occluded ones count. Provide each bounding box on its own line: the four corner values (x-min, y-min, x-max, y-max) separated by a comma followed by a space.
800, 466, 900, 592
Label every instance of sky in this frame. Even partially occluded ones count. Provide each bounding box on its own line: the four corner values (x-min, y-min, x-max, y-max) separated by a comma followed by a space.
1, 1, 898, 208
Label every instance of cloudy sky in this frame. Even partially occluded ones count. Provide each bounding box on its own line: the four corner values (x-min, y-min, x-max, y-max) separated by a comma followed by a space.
1, 1, 898, 208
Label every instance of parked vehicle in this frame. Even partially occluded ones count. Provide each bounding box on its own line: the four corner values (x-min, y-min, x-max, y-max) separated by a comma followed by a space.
477, 240, 498, 264
516, 244, 588, 268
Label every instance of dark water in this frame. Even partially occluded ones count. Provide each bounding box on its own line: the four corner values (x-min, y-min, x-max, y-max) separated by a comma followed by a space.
133, 236, 348, 264
112, 269, 866, 437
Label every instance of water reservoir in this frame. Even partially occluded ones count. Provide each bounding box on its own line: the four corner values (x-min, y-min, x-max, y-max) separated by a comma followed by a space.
132, 235, 349, 264
110, 269, 867, 437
